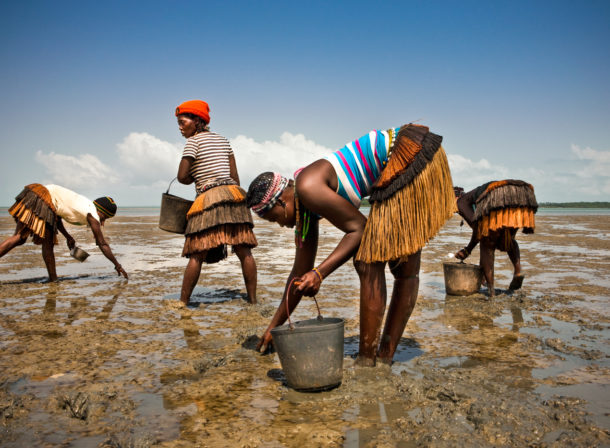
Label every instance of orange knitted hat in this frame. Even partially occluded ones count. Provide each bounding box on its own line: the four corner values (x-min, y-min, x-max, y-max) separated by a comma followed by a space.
175, 100, 210, 123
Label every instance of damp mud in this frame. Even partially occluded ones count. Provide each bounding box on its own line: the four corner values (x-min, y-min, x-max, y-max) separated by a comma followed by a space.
0, 211, 608, 447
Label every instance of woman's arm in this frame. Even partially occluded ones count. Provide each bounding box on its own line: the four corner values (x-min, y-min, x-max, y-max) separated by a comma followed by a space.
228, 154, 240, 186
257, 220, 319, 352
294, 160, 367, 295
457, 192, 476, 228
177, 157, 195, 185
87, 214, 128, 279
455, 190, 479, 259
456, 227, 480, 260
56, 218, 75, 250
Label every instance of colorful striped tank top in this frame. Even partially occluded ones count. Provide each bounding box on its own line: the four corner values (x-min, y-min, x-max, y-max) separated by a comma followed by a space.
325, 127, 399, 207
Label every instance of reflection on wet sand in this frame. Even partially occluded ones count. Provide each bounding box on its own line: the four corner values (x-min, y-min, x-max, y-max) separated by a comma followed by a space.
0, 213, 608, 446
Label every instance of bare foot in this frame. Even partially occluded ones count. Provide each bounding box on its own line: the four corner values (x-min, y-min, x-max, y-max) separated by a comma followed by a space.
355, 355, 375, 367
509, 274, 525, 291
165, 300, 186, 310
376, 357, 392, 366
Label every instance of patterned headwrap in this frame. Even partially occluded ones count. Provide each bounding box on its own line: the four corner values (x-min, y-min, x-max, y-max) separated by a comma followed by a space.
249, 173, 289, 217
93, 196, 117, 219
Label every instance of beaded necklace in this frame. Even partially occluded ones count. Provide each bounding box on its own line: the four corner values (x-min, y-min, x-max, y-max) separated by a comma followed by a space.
293, 185, 311, 248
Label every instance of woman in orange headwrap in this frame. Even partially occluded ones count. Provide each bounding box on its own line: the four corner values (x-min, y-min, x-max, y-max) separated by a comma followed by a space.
175, 100, 258, 305
455, 180, 538, 296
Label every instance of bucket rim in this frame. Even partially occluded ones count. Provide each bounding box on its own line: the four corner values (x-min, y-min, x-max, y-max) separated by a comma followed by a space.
442, 261, 481, 270
271, 317, 344, 335
161, 192, 194, 204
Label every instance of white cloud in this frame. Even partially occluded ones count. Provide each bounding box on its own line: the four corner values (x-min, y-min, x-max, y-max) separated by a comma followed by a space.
230, 132, 333, 187
447, 149, 610, 201
33, 134, 610, 205
35, 151, 119, 190
447, 153, 509, 190
568, 144, 610, 197
117, 132, 182, 182
571, 144, 610, 178
571, 144, 610, 164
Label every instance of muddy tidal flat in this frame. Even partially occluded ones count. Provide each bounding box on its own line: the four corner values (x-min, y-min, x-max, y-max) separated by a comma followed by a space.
0, 210, 609, 447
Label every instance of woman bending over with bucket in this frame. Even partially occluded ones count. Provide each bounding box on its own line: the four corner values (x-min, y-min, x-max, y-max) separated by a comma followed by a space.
1, 184, 128, 281
175, 100, 257, 305
454, 180, 538, 296
246, 124, 455, 365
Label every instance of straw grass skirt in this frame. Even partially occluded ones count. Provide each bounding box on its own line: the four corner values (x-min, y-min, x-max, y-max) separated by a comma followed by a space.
473, 180, 538, 250
8, 183, 58, 244
474, 180, 538, 237
356, 125, 456, 263
182, 184, 257, 262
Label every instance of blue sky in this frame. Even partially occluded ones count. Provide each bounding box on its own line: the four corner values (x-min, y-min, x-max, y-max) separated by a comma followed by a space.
1, 0, 609, 206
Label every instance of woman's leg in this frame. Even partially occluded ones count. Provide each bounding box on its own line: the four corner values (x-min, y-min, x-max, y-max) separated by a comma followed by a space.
355, 260, 387, 366
377, 251, 421, 363
507, 232, 524, 290
180, 252, 206, 305
41, 232, 57, 281
479, 236, 496, 297
0, 223, 28, 258
233, 245, 257, 304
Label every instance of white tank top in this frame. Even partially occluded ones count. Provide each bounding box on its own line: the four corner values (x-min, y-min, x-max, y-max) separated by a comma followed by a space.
45, 185, 99, 226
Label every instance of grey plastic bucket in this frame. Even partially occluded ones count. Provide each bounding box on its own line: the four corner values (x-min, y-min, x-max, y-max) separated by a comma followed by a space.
271, 317, 344, 392
443, 261, 482, 295
159, 178, 193, 234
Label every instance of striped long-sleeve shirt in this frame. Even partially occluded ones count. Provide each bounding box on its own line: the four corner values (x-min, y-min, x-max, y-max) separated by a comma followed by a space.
324, 127, 399, 207
182, 132, 234, 194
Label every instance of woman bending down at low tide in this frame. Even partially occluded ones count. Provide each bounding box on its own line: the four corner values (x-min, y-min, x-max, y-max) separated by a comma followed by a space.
454, 180, 538, 296
0, 184, 127, 281
246, 124, 455, 365
175, 100, 258, 305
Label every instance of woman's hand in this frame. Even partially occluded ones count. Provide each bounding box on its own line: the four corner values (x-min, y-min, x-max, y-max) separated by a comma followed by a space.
66, 236, 76, 250
256, 330, 273, 354
115, 264, 128, 279
294, 270, 322, 297
455, 248, 470, 260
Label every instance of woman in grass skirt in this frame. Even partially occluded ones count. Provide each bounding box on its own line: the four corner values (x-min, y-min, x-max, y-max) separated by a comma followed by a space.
175, 100, 257, 305
454, 180, 538, 296
1, 184, 127, 281
246, 124, 455, 365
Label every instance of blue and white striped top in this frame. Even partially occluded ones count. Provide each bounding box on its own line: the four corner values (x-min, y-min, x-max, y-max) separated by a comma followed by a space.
324, 127, 399, 207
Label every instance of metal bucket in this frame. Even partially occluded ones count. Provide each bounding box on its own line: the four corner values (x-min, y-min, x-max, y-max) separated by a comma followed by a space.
159, 178, 193, 234
70, 247, 89, 262
443, 261, 482, 295
271, 317, 344, 392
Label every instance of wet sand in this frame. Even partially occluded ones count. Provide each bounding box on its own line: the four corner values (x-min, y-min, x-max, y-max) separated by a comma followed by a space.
0, 212, 608, 447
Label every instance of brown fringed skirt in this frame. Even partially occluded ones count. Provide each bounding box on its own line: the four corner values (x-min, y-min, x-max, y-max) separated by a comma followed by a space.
8, 183, 58, 244
182, 184, 258, 262
356, 125, 456, 263
474, 180, 538, 238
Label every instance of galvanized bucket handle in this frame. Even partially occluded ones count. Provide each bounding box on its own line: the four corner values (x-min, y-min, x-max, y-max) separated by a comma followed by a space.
166, 177, 178, 194
285, 277, 322, 330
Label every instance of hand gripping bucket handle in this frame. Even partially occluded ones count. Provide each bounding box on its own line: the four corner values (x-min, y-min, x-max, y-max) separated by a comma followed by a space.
285, 277, 323, 329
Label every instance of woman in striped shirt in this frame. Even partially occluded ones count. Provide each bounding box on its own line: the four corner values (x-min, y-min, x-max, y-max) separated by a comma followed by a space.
175, 100, 257, 305
246, 124, 455, 365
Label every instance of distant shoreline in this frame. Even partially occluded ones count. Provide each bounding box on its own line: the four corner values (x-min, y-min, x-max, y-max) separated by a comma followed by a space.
537, 202, 610, 209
